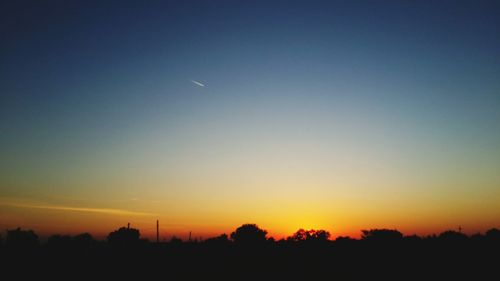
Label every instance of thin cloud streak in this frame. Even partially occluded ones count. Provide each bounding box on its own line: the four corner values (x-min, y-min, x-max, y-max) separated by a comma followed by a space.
190, 80, 205, 87
0, 200, 156, 217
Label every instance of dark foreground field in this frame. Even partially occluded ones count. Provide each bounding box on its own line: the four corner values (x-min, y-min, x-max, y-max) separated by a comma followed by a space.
1, 225, 499, 280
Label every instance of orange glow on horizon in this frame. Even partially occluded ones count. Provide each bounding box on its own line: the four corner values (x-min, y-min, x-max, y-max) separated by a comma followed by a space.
1, 195, 498, 241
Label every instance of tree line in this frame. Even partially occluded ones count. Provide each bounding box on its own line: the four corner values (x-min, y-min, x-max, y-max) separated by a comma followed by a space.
2, 223, 500, 248
1, 223, 499, 279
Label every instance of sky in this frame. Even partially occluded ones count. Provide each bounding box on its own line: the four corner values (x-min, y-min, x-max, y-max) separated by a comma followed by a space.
1, 0, 500, 240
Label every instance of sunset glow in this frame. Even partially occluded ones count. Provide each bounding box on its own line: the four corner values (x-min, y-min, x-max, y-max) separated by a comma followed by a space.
1, 0, 499, 241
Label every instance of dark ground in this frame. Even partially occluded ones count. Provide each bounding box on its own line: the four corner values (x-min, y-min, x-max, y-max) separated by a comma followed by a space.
1, 226, 499, 280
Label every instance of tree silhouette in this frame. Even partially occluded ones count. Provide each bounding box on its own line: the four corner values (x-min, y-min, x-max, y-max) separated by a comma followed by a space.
1, 224, 499, 279
205, 234, 230, 246
107, 225, 140, 246
170, 236, 183, 244
230, 224, 268, 245
288, 229, 331, 242
73, 232, 96, 248
47, 234, 72, 249
486, 228, 500, 240
334, 236, 356, 247
361, 229, 403, 242
46, 233, 97, 250
5, 228, 39, 248
439, 230, 468, 242
403, 234, 422, 242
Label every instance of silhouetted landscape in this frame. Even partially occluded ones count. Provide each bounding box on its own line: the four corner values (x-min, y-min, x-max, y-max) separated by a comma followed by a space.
2, 0, 500, 279
2, 224, 499, 279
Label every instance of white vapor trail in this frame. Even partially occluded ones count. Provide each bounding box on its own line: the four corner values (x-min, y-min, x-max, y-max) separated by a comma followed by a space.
0, 198, 157, 217
190, 80, 205, 87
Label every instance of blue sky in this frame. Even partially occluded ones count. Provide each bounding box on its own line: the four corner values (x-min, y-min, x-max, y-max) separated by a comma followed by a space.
1, 0, 499, 237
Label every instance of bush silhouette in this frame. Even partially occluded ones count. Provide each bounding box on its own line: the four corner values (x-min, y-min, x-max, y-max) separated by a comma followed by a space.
230, 224, 268, 245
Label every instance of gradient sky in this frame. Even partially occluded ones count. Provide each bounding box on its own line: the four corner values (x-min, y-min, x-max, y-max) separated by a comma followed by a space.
1, 0, 500, 240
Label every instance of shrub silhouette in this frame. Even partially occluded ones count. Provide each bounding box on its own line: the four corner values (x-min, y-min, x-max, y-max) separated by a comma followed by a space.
230, 224, 267, 245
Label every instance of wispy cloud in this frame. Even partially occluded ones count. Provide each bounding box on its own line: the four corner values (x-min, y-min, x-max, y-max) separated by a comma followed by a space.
190, 79, 205, 87
0, 198, 156, 217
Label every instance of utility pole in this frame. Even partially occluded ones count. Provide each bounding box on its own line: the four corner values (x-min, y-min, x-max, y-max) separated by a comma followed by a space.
156, 220, 160, 243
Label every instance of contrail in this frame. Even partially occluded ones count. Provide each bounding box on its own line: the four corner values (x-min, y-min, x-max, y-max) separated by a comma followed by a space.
190, 80, 205, 87
0, 199, 157, 217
